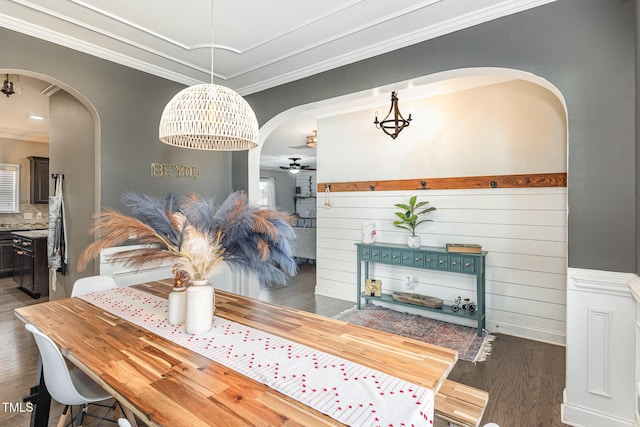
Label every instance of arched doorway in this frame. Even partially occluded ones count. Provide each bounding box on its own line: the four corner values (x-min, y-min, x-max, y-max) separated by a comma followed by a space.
248, 67, 566, 200
249, 67, 568, 345
0, 69, 100, 300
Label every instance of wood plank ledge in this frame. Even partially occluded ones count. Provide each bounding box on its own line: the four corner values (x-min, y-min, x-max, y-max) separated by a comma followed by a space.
434, 380, 489, 427
318, 172, 566, 193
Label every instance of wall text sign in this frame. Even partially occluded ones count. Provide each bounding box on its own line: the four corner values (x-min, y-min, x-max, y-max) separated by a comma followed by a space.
151, 163, 201, 179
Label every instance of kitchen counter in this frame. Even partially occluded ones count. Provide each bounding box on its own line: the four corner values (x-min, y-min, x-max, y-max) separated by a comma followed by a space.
12, 230, 48, 239
0, 223, 48, 231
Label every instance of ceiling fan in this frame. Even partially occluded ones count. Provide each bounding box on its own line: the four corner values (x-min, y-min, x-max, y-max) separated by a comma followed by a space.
290, 130, 317, 149
280, 157, 315, 174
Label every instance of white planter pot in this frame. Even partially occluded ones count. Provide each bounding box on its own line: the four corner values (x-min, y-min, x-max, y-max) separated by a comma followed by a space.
185, 280, 214, 335
408, 235, 421, 248
167, 287, 186, 325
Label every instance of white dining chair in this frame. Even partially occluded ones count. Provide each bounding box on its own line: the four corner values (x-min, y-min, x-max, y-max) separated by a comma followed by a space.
71, 275, 117, 297
25, 323, 116, 426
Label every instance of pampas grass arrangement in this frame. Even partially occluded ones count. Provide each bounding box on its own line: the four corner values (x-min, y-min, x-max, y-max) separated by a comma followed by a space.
78, 191, 298, 286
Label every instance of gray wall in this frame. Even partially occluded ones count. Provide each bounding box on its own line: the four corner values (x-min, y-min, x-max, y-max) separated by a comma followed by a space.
0, 27, 232, 210
48, 90, 94, 298
0, 27, 234, 297
636, 1, 640, 275
244, 0, 637, 273
259, 169, 296, 213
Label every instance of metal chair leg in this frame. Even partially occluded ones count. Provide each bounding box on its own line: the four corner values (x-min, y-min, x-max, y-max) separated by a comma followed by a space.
75, 404, 86, 426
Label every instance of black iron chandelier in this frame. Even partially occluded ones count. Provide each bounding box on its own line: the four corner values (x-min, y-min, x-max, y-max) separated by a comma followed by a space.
373, 91, 412, 139
1, 74, 15, 98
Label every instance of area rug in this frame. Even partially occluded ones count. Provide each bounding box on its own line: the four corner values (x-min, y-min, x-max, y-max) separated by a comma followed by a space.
334, 304, 494, 363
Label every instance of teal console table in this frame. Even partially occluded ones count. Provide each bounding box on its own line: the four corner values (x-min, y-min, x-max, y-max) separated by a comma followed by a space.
355, 242, 487, 336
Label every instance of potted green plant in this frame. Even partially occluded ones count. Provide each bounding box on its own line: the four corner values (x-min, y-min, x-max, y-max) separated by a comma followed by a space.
393, 195, 436, 248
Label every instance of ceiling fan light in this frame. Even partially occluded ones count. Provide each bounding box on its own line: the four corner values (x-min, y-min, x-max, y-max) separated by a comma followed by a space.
306, 130, 318, 147
159, 83, 259, 151
289, 168, 301, 175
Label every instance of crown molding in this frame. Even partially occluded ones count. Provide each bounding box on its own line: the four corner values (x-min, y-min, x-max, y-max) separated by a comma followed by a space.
0, 13, 203, 86
0, 128, 49, 143
1, 0, 558, 95
235, 0, 558, 94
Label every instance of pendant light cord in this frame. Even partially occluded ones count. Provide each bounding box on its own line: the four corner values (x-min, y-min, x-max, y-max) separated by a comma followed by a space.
210, 0, 214, 85
158, 0, 259, 150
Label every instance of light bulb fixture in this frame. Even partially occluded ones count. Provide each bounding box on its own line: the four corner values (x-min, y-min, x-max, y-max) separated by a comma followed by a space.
280, 157, 312, 174
306, 130, 317, 148
1, 74, 15, 98
158, 1, 259, 150
373, 91, 412, 139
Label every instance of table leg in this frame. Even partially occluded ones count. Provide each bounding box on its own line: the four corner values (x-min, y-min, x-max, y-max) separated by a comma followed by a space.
476, 272, 484, 337
356, 259, 362, 309
29, 369, 51, 427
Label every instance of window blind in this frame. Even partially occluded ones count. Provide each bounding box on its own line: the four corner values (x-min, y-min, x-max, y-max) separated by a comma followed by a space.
0, 164, 20, 213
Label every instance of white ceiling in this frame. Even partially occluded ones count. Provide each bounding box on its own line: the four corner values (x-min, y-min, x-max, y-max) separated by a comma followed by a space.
0, 74, 52, 143
0, 0, 554, 167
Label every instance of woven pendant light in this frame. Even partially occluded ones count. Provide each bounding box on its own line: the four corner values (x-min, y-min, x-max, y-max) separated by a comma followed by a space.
159, 1, 259, 151
159, 84, 258, 150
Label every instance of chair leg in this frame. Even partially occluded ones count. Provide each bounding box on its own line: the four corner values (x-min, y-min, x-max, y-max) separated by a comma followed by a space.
56, 405, 70, 427
115, 401, 139, 427
123, 407, 138, 427
76, 404, 86, 426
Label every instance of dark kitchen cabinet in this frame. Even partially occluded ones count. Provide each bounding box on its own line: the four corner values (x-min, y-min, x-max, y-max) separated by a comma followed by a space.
28, 156, 49, 204
0, 231, 13, 276
12, 233, 48, 298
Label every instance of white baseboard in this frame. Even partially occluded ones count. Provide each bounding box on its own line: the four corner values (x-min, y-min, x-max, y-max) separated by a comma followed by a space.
562, 389, 633, 427
485, 319, 566, 346
315, 285, 354, 302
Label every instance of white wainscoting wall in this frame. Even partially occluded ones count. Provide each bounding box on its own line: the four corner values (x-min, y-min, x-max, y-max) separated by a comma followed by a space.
562, 268, 640, 427
314, 186, 567, 345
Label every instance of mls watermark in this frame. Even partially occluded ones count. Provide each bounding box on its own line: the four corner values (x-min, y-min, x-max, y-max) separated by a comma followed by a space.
2, 401, 34, 413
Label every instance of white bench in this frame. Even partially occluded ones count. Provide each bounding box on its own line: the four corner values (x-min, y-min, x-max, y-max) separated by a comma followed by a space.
99, 245, 257, 296
435, 380, 489, 427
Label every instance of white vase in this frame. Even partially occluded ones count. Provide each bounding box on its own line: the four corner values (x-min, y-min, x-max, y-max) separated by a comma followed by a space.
167, 287, 186, 325
185, 280, 214, 335
408, 235, 421, 248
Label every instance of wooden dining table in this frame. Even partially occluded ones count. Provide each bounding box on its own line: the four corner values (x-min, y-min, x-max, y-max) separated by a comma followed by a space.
15, 280, 458, 426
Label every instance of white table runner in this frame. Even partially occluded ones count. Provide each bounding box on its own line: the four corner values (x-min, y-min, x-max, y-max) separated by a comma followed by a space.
78, 287, 434, 426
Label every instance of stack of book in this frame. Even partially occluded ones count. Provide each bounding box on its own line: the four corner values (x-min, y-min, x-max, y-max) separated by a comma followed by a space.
445, 243, 482, 253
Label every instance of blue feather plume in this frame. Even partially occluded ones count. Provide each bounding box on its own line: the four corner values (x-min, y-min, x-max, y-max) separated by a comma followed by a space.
117, 191, 297, 286
121, 192, 181, 246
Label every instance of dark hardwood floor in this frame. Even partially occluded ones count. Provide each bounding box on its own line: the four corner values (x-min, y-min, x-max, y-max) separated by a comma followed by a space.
259, 262, 353, 317
1, 264, 567, 426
